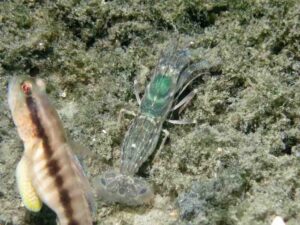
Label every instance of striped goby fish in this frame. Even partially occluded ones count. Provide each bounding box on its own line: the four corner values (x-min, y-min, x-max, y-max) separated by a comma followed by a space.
8, 76, 94, 225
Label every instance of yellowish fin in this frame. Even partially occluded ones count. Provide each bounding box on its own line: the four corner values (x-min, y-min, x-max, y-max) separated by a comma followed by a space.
16, 156, 42, 212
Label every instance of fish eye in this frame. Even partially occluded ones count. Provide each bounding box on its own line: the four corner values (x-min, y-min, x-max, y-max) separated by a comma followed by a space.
21, 81, 32, 95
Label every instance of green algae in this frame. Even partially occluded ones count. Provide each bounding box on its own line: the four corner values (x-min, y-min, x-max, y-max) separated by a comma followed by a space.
1, 0, 300, 224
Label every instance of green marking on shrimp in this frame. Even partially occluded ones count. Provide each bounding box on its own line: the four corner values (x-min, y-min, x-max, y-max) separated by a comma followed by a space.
149, 74, 172, 98
141, 74, 174, 117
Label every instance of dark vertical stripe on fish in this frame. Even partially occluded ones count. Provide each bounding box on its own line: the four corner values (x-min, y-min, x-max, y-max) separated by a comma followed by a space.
25, 96, 78, 225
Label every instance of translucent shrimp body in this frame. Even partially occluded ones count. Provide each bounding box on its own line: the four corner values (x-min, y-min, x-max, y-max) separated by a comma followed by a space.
96, 43, 208, 206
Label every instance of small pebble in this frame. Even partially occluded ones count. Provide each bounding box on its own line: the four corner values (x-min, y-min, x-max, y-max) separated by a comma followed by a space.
271, 216, 285, 225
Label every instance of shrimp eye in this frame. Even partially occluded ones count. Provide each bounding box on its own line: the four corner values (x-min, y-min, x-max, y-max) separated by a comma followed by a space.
21, 81, 32, 95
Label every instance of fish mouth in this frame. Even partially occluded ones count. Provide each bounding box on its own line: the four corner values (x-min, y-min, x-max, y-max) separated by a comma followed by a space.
8, 75, 36, 94
7, 76, 31, 111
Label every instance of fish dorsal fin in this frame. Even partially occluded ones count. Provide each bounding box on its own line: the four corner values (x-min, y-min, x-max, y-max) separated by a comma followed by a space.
67, 143, 97, 215
73, 154, 97, 214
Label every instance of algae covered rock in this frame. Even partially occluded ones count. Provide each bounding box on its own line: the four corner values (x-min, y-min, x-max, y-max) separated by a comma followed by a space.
1, 0, 300, 224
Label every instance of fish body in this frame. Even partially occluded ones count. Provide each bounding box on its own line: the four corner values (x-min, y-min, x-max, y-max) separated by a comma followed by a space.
8, 76, 94, 225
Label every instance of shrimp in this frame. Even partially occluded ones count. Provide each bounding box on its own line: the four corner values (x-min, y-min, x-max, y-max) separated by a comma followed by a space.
95, 40, 216, 206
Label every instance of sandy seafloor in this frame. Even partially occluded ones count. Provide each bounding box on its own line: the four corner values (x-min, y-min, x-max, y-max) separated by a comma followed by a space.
1, 0, 300, 225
